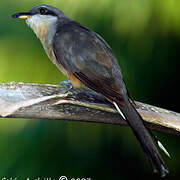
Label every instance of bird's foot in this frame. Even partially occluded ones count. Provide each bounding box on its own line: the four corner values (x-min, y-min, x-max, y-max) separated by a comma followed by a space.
60, 80, 72, 91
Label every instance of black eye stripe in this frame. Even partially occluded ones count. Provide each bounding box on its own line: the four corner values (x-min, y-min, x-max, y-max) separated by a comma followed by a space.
46, 11, 56, 16
38, 8, 56, 16
39, 8, 47, 15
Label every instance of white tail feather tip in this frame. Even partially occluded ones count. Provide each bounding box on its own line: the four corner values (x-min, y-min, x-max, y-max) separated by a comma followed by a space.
158, 141, 170, 158
113, 102, 126, 120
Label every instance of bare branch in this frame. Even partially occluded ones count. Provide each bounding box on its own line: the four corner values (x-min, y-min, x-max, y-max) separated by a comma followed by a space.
0, 82, 179, 135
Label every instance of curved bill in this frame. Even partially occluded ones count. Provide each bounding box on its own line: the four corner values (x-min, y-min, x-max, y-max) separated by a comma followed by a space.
12, 12, 32, 19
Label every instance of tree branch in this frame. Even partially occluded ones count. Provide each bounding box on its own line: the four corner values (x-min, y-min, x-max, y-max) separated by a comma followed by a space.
0, 82, 179, 135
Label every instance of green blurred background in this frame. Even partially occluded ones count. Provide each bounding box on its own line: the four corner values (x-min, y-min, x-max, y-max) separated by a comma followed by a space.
0, 0, 180, 179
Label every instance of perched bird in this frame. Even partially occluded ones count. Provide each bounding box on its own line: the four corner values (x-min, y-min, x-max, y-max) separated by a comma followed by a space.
12, 4, 169, 176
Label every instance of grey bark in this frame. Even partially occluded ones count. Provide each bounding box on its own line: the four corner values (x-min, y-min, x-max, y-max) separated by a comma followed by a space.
0, 82, 179, 135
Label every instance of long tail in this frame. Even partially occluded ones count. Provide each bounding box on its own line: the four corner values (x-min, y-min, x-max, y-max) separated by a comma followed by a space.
113, 98, 169, 177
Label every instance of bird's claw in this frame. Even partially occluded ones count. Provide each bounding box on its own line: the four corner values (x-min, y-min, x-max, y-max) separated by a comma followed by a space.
60, 80, 72, 91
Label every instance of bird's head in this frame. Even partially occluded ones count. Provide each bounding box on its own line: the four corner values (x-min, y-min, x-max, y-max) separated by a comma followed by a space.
12, 4, 65, 20
12, 5, 66, 41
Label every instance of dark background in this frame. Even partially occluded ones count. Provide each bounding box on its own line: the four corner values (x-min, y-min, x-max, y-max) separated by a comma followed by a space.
0, 0, 179, 179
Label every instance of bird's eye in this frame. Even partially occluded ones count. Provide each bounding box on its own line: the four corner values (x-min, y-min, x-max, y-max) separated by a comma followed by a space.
39, 8, 48, 15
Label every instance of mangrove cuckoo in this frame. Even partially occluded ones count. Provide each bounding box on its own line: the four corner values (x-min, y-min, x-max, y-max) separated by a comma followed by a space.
12, 4, 169, 176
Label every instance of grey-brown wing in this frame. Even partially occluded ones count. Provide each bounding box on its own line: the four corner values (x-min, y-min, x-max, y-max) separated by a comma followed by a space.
53, 20, 127, 103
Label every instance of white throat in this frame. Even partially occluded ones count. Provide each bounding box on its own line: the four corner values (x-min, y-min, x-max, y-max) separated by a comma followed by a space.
25, 14, 62, 73
26, 14, 57, 45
